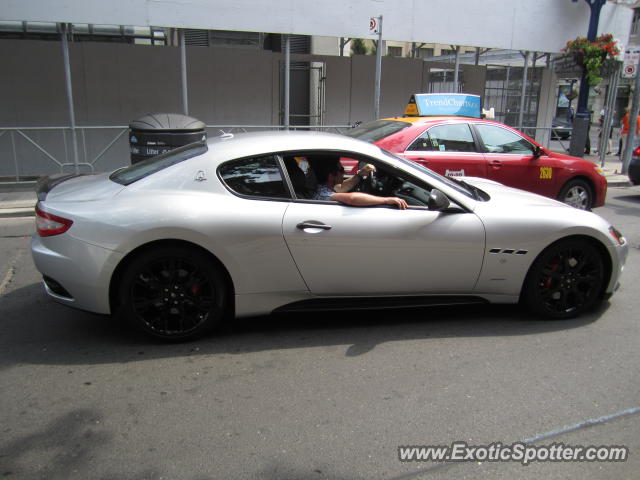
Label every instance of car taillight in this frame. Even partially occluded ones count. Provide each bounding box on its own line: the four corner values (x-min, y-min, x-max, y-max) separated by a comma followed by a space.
35, 205, 73, 237
633, 146, 640, 157
609, 226, 625, 245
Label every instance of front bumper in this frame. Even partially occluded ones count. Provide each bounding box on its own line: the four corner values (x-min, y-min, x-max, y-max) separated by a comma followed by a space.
606, 239, 629, 298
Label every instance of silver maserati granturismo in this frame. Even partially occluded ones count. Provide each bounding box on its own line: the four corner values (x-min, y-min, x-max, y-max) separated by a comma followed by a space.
31, 131, 628, 340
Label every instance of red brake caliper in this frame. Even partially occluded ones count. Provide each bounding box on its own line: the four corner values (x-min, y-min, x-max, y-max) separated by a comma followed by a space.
544, 261, 560, 289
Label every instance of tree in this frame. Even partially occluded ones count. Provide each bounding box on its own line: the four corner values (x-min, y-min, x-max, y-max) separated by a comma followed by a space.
351, 38, 368, 55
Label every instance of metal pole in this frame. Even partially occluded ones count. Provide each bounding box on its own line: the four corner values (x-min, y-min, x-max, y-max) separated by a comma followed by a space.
284, 35, 290, 129
373, 15, 383, 120
453, 46, 460, 93
526, 53, 537, 117
180, 30, 189, 116
599, 64, 619, 166
518, 51, 530, 129
60, 23, 80, 175
622, 53, 640, 174
570, 0, 606, 157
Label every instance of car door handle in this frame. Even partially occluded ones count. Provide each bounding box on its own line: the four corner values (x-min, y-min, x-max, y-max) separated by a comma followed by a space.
489, 160, 502, 168
296, 222, 332, 231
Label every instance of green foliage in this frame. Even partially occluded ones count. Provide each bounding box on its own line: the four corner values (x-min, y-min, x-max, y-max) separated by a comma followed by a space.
351, 38, 368, 55
563, 34, 621, 85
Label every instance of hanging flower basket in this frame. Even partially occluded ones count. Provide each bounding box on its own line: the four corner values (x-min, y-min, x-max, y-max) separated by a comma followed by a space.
562, 34, 621, 85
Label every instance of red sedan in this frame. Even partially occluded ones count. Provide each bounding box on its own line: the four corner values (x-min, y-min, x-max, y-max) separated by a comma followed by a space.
343, 116, 607, 209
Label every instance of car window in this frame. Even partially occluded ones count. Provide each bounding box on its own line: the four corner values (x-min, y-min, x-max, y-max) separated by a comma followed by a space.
343, 120, 411, 143
382, 150, 478, 200
474, 124, 534, 154
218, 155, 290, 199
373, 167, 435, 207
407, 123, 476, 152
110, 143, 207, 186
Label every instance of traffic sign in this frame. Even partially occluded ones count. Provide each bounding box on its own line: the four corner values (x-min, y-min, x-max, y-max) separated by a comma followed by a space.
622, 46, 640, 78
369, 17, 379, 34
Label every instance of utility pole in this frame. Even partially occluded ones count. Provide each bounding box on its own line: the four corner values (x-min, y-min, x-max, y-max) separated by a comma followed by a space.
568, 0, 607, 157
622, 53, 640, 173
372, 15, 383, 120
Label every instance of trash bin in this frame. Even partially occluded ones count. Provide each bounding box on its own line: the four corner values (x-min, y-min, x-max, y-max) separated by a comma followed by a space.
129, 113, 207, 164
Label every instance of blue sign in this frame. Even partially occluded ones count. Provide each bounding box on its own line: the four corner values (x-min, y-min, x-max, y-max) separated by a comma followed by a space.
405, 93, 482, 118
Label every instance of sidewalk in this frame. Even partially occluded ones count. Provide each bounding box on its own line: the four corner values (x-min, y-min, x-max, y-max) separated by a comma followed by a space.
0, 153, 634, 218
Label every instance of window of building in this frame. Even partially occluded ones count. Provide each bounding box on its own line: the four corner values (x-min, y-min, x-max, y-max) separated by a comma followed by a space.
387, 46, 403, 57
632, 8, 640, 37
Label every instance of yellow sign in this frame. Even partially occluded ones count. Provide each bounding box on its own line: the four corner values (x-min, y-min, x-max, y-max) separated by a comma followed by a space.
404, 96, 418, 116
539, 167, 553, 179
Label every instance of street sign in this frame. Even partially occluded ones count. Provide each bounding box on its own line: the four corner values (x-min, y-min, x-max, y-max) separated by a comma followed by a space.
622, 46, 640, 78
369, 17, 379, 34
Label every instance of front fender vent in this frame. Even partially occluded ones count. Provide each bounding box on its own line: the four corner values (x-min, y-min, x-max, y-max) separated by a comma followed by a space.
489, 248, 528, 255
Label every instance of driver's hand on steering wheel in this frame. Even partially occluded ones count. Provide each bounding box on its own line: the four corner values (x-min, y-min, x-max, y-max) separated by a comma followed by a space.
385, 197, 408, 210
357, 164, 376, 177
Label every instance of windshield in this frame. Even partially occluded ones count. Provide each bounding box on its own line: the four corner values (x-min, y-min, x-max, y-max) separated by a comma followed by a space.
381, 149, 478, 199
110, 143, 208, 186
343, 120, 411, 143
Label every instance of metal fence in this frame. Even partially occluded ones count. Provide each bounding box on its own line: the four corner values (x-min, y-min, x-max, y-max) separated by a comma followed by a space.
0, 124, 352, 184
3, 123, 607, 184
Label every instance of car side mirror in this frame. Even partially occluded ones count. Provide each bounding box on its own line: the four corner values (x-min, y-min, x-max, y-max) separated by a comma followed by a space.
532, 145, 542, 158
428, 188, 450, 211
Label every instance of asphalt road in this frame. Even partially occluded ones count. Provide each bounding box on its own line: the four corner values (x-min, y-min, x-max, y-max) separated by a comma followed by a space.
0, 186, 639, 480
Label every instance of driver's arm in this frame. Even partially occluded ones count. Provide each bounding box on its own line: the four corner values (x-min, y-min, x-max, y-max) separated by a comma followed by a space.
333, 164, 376, 193
331, 192, 408, 209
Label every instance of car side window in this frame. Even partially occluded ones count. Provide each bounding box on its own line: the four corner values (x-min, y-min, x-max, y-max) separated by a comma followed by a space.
219, 155, 290, 199
407, 123, 476, 152
364, 165, 435, 208
474, 124, 534, 154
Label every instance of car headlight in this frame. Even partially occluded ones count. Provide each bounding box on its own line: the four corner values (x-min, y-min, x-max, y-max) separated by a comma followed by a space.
594, 167, 605, 176
609, 226, 625, 245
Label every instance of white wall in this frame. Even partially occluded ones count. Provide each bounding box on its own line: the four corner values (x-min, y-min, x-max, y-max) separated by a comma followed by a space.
2, 0, 634, 53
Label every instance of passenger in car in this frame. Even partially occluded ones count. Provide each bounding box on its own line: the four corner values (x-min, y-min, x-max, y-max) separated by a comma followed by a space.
309, 156, 408, 209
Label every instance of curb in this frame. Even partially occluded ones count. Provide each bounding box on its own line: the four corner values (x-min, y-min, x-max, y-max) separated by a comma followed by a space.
608, 180, 633, 187
0, 207, 35, 218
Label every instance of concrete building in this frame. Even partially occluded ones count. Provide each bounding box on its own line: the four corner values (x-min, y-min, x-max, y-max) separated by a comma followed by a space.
0, 1, 635, 178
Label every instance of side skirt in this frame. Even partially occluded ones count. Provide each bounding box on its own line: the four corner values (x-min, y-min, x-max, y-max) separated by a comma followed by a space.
273, 295, 489, 313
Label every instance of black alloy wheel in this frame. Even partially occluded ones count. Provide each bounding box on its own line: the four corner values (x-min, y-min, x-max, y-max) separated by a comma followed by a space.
119, 246, 227, 340
523, 239, 604, 318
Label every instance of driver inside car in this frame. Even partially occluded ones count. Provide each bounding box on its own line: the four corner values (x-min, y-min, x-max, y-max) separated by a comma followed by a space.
308, 155, 408, 209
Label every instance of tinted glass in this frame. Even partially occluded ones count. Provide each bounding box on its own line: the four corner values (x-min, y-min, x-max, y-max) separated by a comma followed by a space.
110, 143, 207, 186
381, 150, 477, 199
219, 155, 289, 199
343, 120, 411, 143
407, 123, 476, 152
475, 124, 534, 154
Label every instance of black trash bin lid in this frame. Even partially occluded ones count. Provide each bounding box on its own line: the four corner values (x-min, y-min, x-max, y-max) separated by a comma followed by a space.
130, 113, 206, 132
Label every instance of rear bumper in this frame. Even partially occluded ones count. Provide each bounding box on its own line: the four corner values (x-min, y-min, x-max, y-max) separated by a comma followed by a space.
31, 233, 123, 314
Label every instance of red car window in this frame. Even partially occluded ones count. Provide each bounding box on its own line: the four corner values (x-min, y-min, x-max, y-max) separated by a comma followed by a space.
407, 123, 476, 152
474, 124, 535, 154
